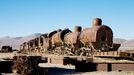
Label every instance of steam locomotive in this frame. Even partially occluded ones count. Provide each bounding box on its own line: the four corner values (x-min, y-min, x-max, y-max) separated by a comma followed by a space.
20, 18, 113, 56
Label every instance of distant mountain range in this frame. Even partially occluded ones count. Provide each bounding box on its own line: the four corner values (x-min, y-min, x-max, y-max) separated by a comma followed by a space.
0, 34, 134, 50
0, 33, 41, 50
119, 39, 134, 50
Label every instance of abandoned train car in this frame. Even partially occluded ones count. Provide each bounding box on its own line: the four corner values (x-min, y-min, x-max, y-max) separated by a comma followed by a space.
20, 18, 113, 56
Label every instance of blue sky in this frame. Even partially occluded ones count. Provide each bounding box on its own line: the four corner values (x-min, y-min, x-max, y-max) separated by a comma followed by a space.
0, 0, 134, 39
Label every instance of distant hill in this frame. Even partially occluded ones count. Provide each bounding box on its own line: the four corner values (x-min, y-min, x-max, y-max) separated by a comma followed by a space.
119, 39, 134, 50
121, 39, 134, 47
0, 33, 41, 50
113, 38, 127, 44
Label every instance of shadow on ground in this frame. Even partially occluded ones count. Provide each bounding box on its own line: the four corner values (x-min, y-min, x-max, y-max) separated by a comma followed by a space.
40, 67, 77, 75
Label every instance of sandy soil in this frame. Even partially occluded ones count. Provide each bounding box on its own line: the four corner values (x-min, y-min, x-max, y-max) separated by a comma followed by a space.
0, 53, 16, 59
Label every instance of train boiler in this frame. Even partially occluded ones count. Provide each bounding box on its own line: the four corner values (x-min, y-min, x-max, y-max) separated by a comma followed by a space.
63, 26, 82, 53
51, 28, 72, 48
79, 18, 113, 52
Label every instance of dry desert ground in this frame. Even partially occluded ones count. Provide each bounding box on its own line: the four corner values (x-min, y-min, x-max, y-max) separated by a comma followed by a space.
0, 53, 134, 75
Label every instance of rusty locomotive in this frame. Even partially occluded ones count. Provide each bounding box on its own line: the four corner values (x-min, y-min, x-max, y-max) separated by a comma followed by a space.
20, 18, 113, 56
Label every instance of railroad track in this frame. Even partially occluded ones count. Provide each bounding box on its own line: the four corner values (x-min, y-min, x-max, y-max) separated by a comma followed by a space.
94, 51, 134, 60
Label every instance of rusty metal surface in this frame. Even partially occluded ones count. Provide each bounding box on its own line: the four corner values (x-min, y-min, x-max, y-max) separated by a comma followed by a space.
64, 32, 80, 46
63, 26, 82, 46
19, 18, 114, 55
48, 30, 59, 38
51, 29, 72, 47
51, 32, 63, 46
74, 26, 82, 32
92, 18, 102, 27
79, 25, 113, 50
109, 43, 121, 51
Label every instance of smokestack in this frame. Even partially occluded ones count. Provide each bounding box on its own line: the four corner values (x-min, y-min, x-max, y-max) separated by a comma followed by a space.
57, 29, 62, 32
74, 26, 82, 32
92, 18, 102, 27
